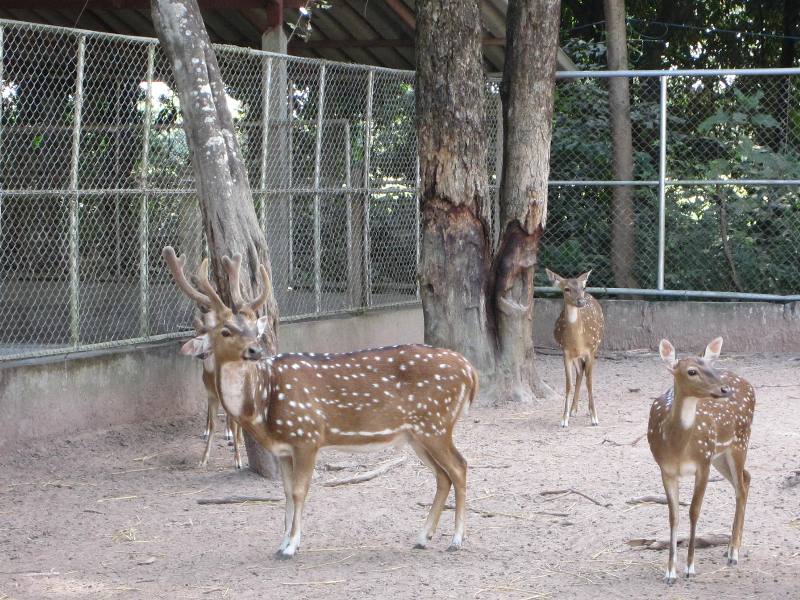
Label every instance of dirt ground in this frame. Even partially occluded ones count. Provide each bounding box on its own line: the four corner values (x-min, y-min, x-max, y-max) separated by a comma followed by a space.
2, 351, 800, 600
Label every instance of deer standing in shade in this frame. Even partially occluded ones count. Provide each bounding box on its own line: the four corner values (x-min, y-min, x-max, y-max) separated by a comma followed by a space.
163, 247, 478, 558
545, 269, 604, 427
648, 337, 755, 583
165, 249, 243, 469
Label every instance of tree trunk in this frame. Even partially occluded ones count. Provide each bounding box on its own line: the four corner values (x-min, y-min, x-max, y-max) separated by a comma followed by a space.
152, 0, 280, 479
415, 0, 560, 404
415, 0, 495, 376
604, 0, 637, 288
492, 0, 561, 403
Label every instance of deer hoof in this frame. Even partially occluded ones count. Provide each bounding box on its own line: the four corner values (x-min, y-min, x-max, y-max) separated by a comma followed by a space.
413, 543, 427, 550
684, 564, 695, 578
276, 549, 296, 560
446, 543, 461, 552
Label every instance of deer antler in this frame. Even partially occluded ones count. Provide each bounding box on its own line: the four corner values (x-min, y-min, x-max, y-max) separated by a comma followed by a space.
162, 246, 214, 308
248, 263, 272, 312
222, 254, 244, 308
191, 258, 227, 312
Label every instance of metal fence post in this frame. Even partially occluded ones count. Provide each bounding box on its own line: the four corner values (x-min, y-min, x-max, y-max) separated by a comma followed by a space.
139, 44, 155, 338
363, 69, 374, 309
344, 121, 354, 308
415, 154, 421, 300
313, 65, 325, 314
657, 75, 668, 291
0, 26, 4, 258
259, 55, 272, 232
68, 35, 86, 347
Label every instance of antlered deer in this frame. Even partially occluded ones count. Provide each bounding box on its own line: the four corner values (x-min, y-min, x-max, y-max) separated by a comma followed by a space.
163, 247, 478, 558
545, 269, 604, 427
648, 337, 755, 583
164, 249, 243, 469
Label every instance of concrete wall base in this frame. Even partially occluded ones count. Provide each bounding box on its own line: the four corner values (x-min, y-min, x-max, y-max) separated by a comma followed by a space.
2, 300, 797, 450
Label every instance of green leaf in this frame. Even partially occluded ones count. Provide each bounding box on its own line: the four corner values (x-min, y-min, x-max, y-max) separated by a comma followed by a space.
752, 113, 780, 128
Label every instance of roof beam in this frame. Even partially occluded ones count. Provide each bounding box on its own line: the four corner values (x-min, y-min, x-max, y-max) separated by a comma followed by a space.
383, 0, 415, 31
289, 36, 513, 49
0, 0, 304, 8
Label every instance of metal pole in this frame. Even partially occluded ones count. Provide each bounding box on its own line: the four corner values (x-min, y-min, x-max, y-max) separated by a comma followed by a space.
287, 80, 295, 285
657, 75, 667, 291
139, 44, 154, 338
363, 69, 374, 308
534, 285, 800, 303
415, 154, 421, 301
259, 55, 272, 233
68, 35, 86, 347
344, 121, 354, 308
0, 27, 4, 262
313, 65, 325, 314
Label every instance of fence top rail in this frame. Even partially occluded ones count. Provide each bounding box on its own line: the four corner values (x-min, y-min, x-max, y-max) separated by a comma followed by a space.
0, 18, 415, 78
556, 67, 800, 79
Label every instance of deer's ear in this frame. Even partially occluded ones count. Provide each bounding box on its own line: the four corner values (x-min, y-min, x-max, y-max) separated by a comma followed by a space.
703, 337, 723, 363
545, 268, 564, 287
181, 335, 209, 358
659, 339, 677, 371
256, 315, 271, 337
576, 270, 592, 288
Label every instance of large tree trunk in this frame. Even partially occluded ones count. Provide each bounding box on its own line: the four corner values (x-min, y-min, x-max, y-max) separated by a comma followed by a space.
152, 0, 280, 478
492, 0, 561, 402
604, 0, 637, 288
415, 0, 495, 376
415, 0, 560, 404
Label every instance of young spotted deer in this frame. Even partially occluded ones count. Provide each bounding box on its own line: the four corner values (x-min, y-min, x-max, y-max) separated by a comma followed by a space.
163, 247, 478, 558
545, 269, 604, 427
648, 337, 755, 583
164, 248, 243, 469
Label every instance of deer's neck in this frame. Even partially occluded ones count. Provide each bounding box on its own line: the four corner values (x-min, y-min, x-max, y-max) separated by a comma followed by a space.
664, 382, 701, 441
564, 304, 579, 324
215, 360, 266, 424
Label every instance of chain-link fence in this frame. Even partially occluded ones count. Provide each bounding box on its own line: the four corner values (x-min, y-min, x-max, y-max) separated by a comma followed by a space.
0, 20, 798, 361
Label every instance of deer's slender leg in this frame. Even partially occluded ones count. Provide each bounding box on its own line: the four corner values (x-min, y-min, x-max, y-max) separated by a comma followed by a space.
569, 358, 583, 417
199, 392, 218, 466
224, 413, 234, 441
585, 355, 599, 426
279, 447, 317, 558
686, 463, 710, 577
410, 438, 452, 549
662, 472, 680, 584
277, 455, 295, 553
231, 421, 242, 469
561, 355, 574, 428
727, 452, 750, 566
424, 438, 467, 551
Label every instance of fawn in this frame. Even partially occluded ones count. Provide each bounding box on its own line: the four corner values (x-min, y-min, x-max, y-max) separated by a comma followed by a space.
648, 337, 755, 583
164, 247, 478, 557
545, 269, 604, 427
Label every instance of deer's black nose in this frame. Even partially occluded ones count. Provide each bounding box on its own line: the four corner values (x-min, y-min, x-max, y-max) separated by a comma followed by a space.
720, 386, 730, 396
244, 345, 263, 360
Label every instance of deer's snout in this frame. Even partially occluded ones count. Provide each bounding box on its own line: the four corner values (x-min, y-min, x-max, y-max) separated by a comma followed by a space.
244, 344, 263, 360
575, 297, 587, 308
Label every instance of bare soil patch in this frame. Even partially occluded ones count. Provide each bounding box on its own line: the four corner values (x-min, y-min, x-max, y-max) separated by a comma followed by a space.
2, 352, 800, 599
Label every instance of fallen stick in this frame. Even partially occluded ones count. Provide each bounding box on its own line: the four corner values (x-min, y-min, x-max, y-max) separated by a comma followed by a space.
626, 495, 689, 507
627, 533, 729, 550
539, 488, 612, 508
323, 457, 405, 487
197, 496, 281, 505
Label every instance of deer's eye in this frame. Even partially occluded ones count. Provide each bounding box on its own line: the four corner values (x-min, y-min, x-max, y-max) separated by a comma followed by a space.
687, 368, 698, 376
220, 328, 232, 338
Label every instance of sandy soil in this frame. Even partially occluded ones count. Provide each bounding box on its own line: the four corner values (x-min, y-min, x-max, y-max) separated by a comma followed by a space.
2, 351, 800, 600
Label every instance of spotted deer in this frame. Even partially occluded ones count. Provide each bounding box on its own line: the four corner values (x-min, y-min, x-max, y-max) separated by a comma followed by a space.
545, 269, 604, 427
163, 247, 478, 558
648, 337, 755, 583
164, 248, 243, 469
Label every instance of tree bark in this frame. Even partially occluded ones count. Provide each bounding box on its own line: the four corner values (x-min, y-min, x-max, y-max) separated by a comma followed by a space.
152, 0, 280, 479
415, 0, 560, 404
604, 0, 637, 288
492, 0, 561, 402
415, 0, 495, 377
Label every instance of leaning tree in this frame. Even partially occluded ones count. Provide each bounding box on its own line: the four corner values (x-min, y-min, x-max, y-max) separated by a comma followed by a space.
151, 0, 280, 478
416, 0, 562, 403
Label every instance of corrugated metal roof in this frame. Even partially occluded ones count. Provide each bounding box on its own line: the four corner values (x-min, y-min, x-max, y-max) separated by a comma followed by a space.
0, 1, 575, 71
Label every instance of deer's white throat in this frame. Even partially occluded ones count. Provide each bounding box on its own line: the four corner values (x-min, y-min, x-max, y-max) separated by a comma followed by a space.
678, 395, 699, 429
566, 305, 578, 323
219, 362, 251, 418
